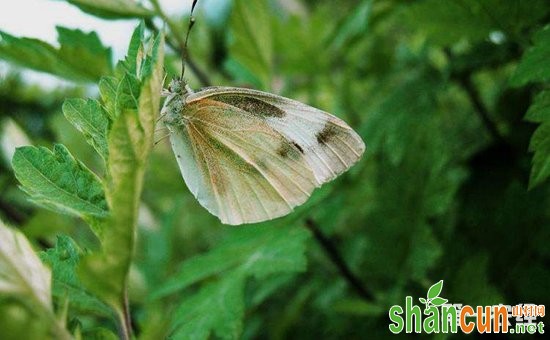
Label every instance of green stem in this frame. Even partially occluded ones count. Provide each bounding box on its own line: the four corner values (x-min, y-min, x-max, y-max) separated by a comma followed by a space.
38, 303, 73, 340
122, 289, 132, 340
118, 307, 131, 340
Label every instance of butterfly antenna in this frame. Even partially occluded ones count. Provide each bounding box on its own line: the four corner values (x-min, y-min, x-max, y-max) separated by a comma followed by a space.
181, 0, 199, 80
154, 133, 171, 146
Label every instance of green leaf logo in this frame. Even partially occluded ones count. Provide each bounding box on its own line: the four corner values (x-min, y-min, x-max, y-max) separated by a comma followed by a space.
427, 280, 443, 299
430, 297, 448, 306
421, 280, 447, 309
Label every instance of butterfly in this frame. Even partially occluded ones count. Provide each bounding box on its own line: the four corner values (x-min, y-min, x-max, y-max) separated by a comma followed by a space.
160, 79, 365, 225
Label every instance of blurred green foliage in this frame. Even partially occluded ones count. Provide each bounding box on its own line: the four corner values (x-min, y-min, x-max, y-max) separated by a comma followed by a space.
0, 0, 549, 339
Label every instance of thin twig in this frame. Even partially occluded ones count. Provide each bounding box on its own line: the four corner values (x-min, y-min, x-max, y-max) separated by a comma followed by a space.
146, 1, 212, 87
305, 218, 375, 302
445, 48, 508, 145
455, 73, 507, 145
118, 291, 132, 340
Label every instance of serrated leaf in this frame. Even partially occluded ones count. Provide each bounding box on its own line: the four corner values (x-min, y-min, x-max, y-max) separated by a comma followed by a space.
0, 28, 112, 83
116, 73, 141, 114
526, 90, 550, 123
62, 99, 110, 160
171, 271, 246, 340
79, 27, 164, 315
56, 0, 154, 19
524, 90, 550, 188
40, 236, 112, 318
120, 21, 145, 76
99, 76, 119, 119
427, 280, 443, 299
430, 297, 448, 306
12, 144, 108, 219
56, 27, 113, 81
157, 225, 309, 339
227, 0, 273, 89
528, 123, 550, 189
511, 25, 550, 86
0, 219, 52, 309
153, 225, 310, 299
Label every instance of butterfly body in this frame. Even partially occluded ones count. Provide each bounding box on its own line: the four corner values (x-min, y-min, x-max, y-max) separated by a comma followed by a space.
161, 78, 365, 225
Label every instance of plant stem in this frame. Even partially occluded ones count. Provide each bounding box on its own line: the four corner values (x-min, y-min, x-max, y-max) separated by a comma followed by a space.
147, 0, 211, 86
37, 302, 73, 340
118, 298, 132, 340
455, 73, 507, 145
304, 218, 375, 302
445, 48, 508, 145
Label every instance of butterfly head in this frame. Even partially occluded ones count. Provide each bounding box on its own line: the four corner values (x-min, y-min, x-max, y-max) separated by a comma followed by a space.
167, 78, 194, 96
161, 78, 193, 127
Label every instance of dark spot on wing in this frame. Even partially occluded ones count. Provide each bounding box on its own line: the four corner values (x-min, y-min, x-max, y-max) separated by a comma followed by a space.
276, 141, 303, 160
292, 141, 304, 154
316, 124, 338, 144
210, 94, 286, 118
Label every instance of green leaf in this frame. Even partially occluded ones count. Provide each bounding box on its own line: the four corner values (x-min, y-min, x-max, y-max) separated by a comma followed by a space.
119, 21, 145, 76
527, 123, 550, 189
419, 297, 427, 304
0, 219, 52, 310
171, 271, 246, 340
55, 0, 154, 19
40, 235, 112, 318
56, 27, 113, 80
430, 297, 448, 306
0, 219, 72, 339
116, 73, 141, 112
526, 90, 550, 123
153, 225, 310, 299
227, 0, 273, 89
514, 26, 550, 188
0, 28, 112, 83
332, 299, 385, 316
511, 25, 550, 86
427, 280, 443, 299
62, 99, 110, 161
407, 0, 550, 47
524, 89, 550, 188
99, 76, 119, 119
159, 225, 309, 339
79, 26, 164, 315
12, 144, 108, 219
329, 0, 372, 51
451, 254, 504, 306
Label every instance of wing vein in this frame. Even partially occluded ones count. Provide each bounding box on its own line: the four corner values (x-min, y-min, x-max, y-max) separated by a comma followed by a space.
187, 123, 227, 222
335, 135, 362, 158
196, 117, 314, 196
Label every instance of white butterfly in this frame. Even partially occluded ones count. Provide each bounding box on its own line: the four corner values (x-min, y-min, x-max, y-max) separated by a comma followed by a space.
161, 79, 365, 225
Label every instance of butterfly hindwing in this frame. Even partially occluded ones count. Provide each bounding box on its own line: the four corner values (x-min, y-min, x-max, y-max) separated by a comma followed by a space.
168, 96, 317, 225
